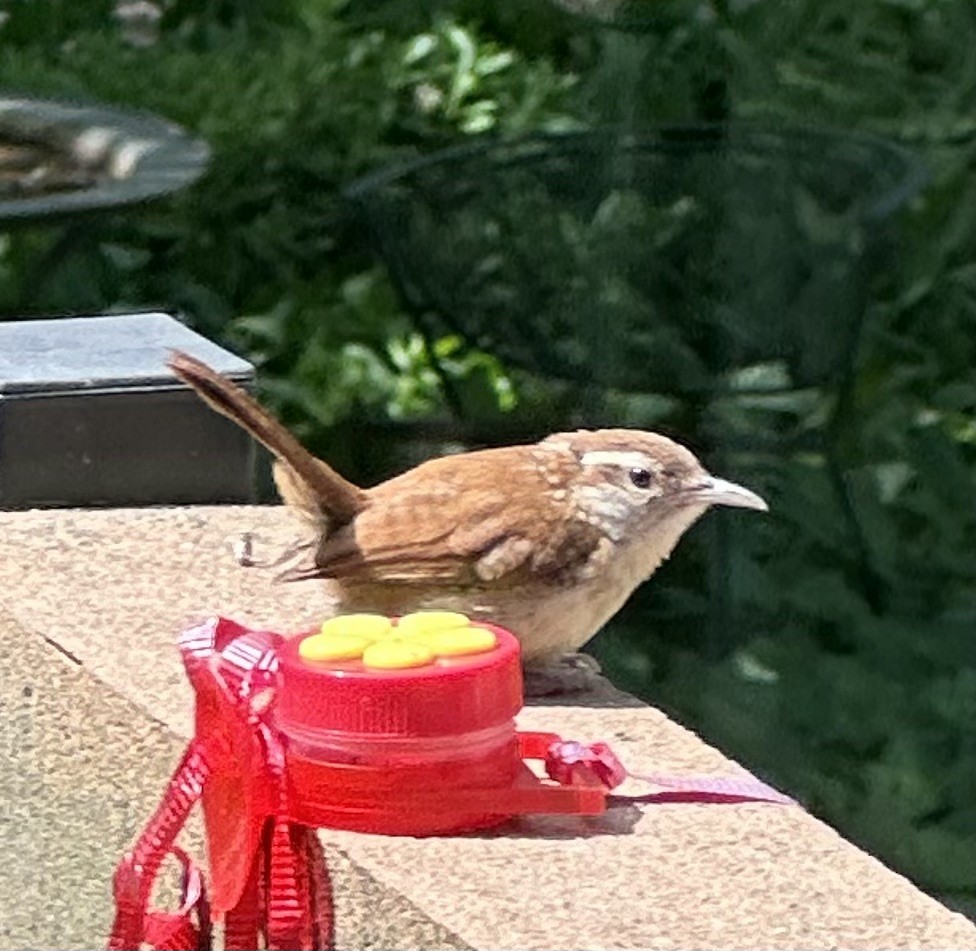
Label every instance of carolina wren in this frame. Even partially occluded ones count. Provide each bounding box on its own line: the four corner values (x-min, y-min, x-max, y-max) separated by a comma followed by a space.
168, 351, 767, 688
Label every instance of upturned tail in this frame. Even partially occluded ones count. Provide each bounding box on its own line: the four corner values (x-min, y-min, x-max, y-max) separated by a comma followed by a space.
167, 350, 368, 527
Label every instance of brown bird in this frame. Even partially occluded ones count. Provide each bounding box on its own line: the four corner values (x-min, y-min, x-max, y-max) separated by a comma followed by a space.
168, 350, 768, 691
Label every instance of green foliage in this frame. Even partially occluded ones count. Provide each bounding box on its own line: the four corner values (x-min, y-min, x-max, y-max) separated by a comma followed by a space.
580, 0, 976, 914
0, 0, 574, 464
2, 0, 976, 918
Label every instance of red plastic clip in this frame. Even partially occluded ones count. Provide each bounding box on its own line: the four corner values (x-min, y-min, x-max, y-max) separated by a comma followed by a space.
544, 740, 628, 789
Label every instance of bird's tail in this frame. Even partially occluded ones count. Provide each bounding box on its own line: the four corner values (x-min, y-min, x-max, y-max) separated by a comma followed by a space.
167, 350, 368, 527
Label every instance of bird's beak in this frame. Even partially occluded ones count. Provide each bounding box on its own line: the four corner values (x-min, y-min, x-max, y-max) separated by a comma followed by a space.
681, 475, 769, 512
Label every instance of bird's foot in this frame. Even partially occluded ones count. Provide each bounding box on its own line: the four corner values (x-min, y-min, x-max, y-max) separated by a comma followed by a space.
523, 652, 603, 698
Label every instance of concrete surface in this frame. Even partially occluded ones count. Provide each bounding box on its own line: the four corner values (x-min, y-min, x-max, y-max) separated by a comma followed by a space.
1, 505, 974, 950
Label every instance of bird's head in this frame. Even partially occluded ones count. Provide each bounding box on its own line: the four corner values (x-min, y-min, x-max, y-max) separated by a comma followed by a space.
542, 428, 768, 577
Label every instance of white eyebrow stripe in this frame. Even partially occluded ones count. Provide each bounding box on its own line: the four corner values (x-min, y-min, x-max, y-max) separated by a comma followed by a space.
580, 450, 650, 469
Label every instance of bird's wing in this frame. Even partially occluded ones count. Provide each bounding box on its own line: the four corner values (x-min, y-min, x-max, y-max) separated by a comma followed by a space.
280, 445, 602, 586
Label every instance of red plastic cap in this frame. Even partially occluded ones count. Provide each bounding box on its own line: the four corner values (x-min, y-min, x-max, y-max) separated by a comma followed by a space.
275, 622, 522, 738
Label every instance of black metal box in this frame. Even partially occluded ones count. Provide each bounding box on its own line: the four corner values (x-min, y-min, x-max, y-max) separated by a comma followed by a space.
0, 312, 256, 508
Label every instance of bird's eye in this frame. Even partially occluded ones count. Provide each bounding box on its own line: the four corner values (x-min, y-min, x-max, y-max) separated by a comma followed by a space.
629, 467, 653, 489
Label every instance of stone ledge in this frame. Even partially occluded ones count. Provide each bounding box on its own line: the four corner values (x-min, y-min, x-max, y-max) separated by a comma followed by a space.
1, 505, 973, 950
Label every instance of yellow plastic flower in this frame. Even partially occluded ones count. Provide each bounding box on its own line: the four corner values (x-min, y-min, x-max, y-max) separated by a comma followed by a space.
298, 611, 497, 670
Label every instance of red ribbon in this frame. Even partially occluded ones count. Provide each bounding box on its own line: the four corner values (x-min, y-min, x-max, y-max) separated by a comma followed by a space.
107, 618, 334, 951
545, 740, 794, 805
